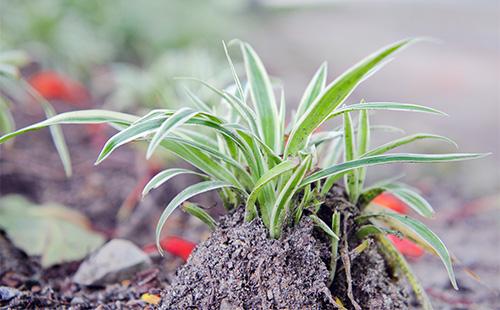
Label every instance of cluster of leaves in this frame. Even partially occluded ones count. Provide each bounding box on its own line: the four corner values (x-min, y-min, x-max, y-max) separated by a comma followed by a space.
0, 39, 486, 308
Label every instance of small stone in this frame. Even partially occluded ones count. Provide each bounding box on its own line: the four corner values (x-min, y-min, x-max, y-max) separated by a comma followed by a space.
71, 296, 85, 304
219, 299, 239, 310
73, 239, 151, 286
0, 286, 20, 302
266, 289, 273, 300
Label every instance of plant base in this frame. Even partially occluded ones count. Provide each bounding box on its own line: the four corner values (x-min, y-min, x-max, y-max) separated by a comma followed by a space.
162, 190, 409, 309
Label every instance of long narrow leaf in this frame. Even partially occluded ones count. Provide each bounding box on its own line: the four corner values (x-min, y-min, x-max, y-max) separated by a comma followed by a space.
142, 168, 206, 197
329, 211, 341, 285
241, 42, 280, 152
245, 159, 298, 221
159, 140, 244, 190
286, 38, 419, 156
182, 202, 217, 230
147, 108, 200, 158
343, 112, 358, 202
295, 62, 327, 123
223, 41, 244, 100
21, 79, 73, 177
155, 181, 234, 254
309, 214, 339, 240
303, 153, 488, 186
328, 102, 446, 119
363, 211, 458, 289
372, 183, 435, 218
270, 155, 312, 238
167, 135, 253, 188
363, 133, 457, 157
357, 109, 370, 195
179, 78, 258, 133
41, 102, 72, 177
183, 87, 211, 112
0, 109, 138, 143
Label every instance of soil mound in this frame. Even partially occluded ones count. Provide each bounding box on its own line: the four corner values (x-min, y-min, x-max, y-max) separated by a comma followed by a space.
162, 209, 334, 309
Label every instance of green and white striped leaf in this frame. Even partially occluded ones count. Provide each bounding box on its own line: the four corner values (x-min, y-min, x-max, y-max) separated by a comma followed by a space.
183, 87, 211, 112
245, 159, 298, 221
0, 109, 138, 144
41, 101, 72, 177
343, 112, 358, 202
376, 183, 435, 218
309, 214, 339, 240
155, 181, 235, 254
295, 62, 327, 123
142, 168, 206, 197
363, 211, 457, 290
270, 155, 312, 238
241, 42, 280, 152
302, 153, 488, 186
147, 108, 201, 158
329, 211, 341, 285
166, 135, 253, 188
328, 102, 446, 119
362, 133, 457, 157
180, 78, 258, 133
182, 202, 217, 230
159, 140, 244, 189
357, 109, 370, 195
97, 117, 163, 163
286, 38, 419, 156
223, 41, 245, 100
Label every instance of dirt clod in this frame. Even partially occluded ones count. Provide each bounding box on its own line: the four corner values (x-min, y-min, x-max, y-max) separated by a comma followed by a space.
162, 209, 333, 309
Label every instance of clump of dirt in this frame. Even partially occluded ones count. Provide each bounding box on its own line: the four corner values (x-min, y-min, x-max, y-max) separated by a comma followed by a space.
162, 193, 409, 309
162, 209, 334, 309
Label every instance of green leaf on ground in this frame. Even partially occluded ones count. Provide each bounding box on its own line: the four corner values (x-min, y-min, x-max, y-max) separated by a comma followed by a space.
0, 195, 105, 267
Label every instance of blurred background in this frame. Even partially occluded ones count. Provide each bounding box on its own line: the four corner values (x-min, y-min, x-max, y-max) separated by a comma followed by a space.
1, 0, 499, 308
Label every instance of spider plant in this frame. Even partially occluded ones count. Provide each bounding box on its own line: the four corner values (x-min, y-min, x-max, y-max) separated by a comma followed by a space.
0, 39, 487, 309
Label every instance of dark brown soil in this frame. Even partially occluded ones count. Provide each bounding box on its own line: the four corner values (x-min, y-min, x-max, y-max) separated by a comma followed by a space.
161, 194, 409, 310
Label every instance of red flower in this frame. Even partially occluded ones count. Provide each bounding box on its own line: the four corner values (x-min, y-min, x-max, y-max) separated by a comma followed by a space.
143, 236, 196, 261
28, 71, 88, 106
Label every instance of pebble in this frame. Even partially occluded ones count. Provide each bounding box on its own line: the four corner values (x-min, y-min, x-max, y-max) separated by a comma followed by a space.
73, 239, 151, 286
0, 286, 20, 302
71, 296, 85, 304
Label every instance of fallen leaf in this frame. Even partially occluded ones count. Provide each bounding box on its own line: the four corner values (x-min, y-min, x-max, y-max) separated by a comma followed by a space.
28, 70, 89, 106
0, 195, 105, 267
141, 293, 161, 305
373, 192, 409, 214
387, 234, 424, 258
143, 236, 196, 261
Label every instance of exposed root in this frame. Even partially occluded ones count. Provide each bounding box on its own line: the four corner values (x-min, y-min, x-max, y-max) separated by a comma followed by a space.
340, 214, 361, 310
